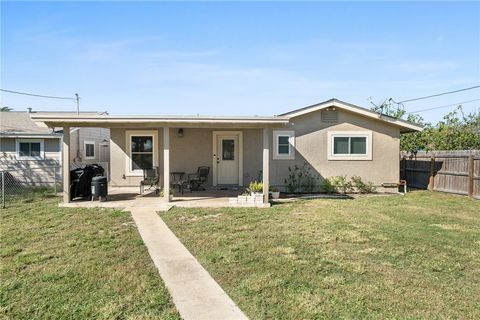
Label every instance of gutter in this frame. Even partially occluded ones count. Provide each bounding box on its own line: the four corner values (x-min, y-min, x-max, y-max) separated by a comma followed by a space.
0, 133, 62, 138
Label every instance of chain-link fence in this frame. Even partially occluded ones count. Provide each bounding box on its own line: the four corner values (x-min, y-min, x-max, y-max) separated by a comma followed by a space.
1, 162, 110, 208
1, 166, 62, 209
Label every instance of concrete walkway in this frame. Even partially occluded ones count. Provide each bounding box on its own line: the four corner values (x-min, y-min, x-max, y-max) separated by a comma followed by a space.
130, 207, 248, 320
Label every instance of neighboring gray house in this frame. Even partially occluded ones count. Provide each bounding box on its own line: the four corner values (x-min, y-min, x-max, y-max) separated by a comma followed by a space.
32, 98, 423, 203
0, 110, 110, 185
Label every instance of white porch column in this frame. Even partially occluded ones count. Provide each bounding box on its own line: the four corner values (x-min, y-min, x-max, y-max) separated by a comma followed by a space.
62, 126, 70, 203
262, 128, 270, 204
163, 127, 170, 202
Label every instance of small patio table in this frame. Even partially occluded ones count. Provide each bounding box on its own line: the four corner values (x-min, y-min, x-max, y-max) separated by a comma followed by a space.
170, 172, 188, 194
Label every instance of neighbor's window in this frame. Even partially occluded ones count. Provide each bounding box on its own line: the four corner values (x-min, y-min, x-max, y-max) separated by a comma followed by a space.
130, 136, 153, 171
84, 141, 95, 159
328, 131, 372, 160
273, 130, 295, 160
16, 140, 44, 159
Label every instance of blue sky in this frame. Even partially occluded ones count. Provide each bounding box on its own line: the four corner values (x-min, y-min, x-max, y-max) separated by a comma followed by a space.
1, 1, 479, 123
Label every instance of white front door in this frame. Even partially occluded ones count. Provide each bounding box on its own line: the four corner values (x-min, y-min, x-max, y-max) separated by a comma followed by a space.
215, 134, 239, 185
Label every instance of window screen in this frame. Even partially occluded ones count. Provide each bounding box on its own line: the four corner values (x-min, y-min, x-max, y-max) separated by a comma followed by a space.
333, 137, 349, 154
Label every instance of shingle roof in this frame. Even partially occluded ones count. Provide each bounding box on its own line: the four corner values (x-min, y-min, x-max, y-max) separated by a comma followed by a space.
1, 111, 107, 136
0, 112, 52, 134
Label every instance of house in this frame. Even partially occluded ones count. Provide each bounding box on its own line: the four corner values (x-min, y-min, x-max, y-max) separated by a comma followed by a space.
0, 110, 110, 185
30, 98, 422, 203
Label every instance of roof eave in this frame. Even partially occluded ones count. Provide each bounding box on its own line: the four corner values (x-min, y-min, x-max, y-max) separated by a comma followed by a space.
0, 133, 62, 138
30, 114, 291, 128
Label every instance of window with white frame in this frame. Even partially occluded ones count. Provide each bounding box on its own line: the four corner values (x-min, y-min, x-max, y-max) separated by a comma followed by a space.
126, 131, 157, 175
273, 130, 295, 160
84, 141, 95, 159
16, 139, 44, 159
328, 131, 372, 160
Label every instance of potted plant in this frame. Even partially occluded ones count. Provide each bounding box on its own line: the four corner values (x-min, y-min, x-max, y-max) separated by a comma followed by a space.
270, 187, 280, 199
248, 180, 263, 196
160, 187, 174, 201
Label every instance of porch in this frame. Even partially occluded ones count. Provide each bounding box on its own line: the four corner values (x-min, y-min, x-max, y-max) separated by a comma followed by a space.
31, 113, 290, 207
59, 187, 250, 210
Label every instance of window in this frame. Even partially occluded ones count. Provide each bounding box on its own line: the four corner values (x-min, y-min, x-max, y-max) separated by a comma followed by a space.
16, 139, 44, 159
222, 139, 235, 160
328, 131, 372, 160
84, 141, 95, 159
333, 136, 366, 154
126, 131, 157, 176
273, 130, 295, 160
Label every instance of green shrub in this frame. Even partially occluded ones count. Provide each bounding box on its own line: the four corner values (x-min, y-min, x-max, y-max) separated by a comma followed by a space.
331, 175, 354, 194
284, 165, 301, 193
321, 178, 336, 193
284, 163, 320, 193
248, 180, 263, 193
351, 175, 377, 194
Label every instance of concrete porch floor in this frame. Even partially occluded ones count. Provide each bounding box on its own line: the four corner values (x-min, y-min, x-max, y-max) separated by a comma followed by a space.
60, 186, 244, 210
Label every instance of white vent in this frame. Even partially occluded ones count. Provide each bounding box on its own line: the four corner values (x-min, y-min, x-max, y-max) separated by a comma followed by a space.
321, 109, 338, 123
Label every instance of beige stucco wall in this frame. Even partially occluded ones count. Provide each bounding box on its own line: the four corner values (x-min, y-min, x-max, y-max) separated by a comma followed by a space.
108, 109, 401, 191
109, 127, 263, 187
268, 108, 401, 191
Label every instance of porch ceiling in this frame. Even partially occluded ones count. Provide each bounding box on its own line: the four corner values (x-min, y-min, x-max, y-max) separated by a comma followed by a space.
30, 114, 291, 129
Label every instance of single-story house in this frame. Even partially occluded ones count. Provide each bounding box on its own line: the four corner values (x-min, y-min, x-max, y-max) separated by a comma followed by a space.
31, 98, 422, 203
0, 110, 110, 185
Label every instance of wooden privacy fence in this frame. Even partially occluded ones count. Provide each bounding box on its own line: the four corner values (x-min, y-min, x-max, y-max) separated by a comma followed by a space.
400, 151, 480, 199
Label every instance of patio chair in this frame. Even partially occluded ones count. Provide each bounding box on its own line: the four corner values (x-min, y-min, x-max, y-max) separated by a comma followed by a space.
188, 166, 210, 191
140, 166, 159, 194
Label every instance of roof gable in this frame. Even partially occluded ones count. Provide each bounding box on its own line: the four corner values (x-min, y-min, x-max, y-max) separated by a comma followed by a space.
279, 98, 423, 133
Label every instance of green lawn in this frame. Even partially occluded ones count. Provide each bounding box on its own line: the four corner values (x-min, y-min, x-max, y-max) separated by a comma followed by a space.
0, 193, 179, 319
163, 191, 480, 319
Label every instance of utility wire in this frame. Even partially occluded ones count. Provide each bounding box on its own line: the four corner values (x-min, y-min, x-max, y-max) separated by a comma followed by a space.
0, 88, 75, 100
407, 98, 480, 114
393, 85, 480, 104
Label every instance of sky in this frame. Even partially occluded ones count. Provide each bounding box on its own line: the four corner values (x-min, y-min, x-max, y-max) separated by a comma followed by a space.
1, 1, 479, 124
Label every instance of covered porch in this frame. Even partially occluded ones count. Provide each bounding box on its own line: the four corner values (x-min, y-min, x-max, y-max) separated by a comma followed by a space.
31, 113, 290, 208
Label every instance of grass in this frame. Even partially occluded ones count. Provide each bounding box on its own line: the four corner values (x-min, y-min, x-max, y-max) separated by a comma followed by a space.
0, 193, 179, 319
162, 191, 480, 319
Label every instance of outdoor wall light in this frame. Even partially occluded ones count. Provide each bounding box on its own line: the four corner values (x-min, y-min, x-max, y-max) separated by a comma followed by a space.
177, 128, 184, 138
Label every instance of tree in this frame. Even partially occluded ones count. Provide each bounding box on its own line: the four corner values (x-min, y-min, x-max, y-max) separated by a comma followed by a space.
0, 106, 13, 112
400, 106, 480, 152
371, 100, 480, 151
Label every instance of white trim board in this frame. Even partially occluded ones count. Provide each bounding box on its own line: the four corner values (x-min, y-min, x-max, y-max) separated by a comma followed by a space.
283, 100, 423, 132
15, 139, 45, 160
125, 130, 158, 177
327, 131, 373, 161
273, 130, 295, 160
